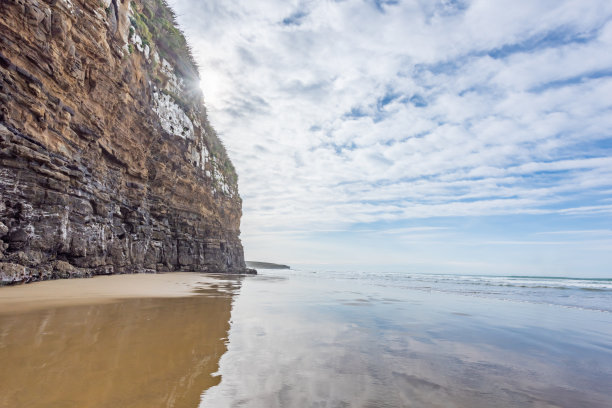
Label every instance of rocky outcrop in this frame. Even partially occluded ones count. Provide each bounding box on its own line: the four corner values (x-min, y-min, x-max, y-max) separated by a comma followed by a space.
0, 0, 252, 284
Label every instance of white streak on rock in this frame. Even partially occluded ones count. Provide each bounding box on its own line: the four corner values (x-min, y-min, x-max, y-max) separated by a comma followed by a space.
152, 91, 194, 140
160, 59, 184, 94
130, 32, 144, 52
200, 145, 209, 170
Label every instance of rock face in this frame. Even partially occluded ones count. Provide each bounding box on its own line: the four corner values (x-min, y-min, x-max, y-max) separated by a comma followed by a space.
0, 0, 251, 284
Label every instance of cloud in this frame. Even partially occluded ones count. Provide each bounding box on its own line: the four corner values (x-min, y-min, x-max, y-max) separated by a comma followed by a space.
167, 0, 612, 266
281, 8, 309, 26
535, 229, 612, 236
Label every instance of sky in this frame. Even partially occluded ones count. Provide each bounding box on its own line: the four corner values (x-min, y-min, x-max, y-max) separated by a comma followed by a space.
166, 0, 612, 277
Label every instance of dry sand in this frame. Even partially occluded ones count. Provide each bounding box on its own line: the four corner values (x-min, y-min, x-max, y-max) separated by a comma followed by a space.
0, 272, 225, 314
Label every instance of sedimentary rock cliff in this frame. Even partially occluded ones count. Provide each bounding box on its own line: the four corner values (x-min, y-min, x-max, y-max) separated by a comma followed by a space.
0, 0, 250, 283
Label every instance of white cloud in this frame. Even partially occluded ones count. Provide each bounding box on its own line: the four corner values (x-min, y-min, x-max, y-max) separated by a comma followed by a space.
167, 0, 612, 265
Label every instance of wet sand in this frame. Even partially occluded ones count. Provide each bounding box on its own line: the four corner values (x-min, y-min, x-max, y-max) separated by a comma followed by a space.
202, 269, 612, 408
3, 271, 612, 407
0, 273, 240, 408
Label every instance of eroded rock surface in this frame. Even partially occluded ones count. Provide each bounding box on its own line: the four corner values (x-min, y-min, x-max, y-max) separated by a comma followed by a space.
0, 0, 251, 284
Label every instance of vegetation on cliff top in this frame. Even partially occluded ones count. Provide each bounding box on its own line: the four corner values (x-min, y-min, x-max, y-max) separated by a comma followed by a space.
134, 0, 198, 79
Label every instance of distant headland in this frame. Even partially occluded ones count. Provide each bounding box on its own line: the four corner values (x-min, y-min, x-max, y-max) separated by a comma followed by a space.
245, 261, 290, 270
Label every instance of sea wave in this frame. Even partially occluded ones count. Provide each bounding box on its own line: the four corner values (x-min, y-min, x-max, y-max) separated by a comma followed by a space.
401, 274, 612, 291
314, 270, 612, 313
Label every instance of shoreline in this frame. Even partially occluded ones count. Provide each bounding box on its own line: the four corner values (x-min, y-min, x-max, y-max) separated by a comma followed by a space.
0, 272, 239, 315
0, 262, 256, 286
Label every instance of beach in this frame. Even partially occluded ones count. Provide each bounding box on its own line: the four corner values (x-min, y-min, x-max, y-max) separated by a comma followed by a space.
1, 0, 610, 406
203, 269, 612, 407
1, 270, 611, 407
0, 273, 241, 408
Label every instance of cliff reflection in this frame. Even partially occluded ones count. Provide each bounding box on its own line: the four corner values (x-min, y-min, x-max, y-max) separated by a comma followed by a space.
0, 283, 238, 408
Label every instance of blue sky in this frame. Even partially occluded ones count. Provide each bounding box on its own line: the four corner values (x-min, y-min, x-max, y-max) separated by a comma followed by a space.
167, 0, 612, 277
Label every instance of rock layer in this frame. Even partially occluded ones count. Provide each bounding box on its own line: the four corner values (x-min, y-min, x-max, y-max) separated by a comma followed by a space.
0, 0, 251, 283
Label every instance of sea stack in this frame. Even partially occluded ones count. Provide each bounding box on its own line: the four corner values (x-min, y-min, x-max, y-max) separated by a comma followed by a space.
0, 0, 250, 283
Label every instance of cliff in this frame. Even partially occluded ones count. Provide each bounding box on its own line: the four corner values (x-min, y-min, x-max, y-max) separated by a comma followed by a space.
0, 0, 251, 283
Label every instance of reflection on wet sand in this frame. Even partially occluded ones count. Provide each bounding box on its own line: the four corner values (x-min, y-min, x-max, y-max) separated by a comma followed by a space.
0, 274, 239, 408
202, 270, 612, 408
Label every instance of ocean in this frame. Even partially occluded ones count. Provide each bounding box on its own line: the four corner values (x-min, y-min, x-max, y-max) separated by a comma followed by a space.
308, 270, 612, 313
201, 268, 612, 407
